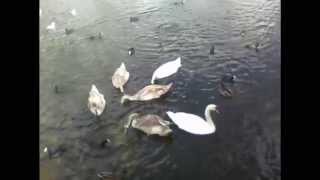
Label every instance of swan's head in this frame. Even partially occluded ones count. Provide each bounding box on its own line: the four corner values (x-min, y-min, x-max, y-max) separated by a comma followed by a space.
125, 113, 139, 129
207, 104, 219, 113
120, 62, 125, 69
128, 113, 139, 121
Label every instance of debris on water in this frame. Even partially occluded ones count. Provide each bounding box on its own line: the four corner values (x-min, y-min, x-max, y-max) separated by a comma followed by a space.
46, 22, 56, 31
65, 28, 75, 35
97, 171, 117, 180
130, 17, 139, 22
47, 145, 67, 159
209, 45, 215, 55
128, 48, 135, 56
70, 8, 77, 16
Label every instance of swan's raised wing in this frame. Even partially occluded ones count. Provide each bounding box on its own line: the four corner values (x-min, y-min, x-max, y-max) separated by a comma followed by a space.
167, 111, 214, 135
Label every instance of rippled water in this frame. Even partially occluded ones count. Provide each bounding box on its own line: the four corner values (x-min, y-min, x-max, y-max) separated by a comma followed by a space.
40, 0, 280, 179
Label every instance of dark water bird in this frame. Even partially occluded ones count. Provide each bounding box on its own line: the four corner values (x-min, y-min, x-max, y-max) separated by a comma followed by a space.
218, 75, 236, 98
124, 113, 173, 136
218, 82, 233, 98
129, 17, 139, 22
54, 85, 59, 94
128, 48, 135, 56
65, 28, 74, 35
255, 42, 260, 52
221, 74, 236, 84
88, 32, 104, 40
209, 45, 215, 55
174, 0, 186, 5
100, 138, 111, 148
121, 83, 173, 104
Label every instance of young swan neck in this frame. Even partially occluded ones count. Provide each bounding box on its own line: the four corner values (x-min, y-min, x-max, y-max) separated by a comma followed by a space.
121, 94, 136, 104
125, 113, 139, 128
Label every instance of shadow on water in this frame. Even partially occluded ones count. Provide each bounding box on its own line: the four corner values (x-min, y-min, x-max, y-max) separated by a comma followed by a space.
40, 0, 280, 179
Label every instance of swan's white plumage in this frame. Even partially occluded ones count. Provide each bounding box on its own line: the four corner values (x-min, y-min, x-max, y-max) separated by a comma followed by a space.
70, 9, 77, 16
167, 111, 216, 135
151, 57, 181, 84
112, 62, 130, 93
88, 84, 106, 116
46, 22, 56, 31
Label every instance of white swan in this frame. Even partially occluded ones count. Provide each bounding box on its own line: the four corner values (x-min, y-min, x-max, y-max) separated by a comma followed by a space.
166, 104, 219, 135
88, 84, 106, 116
151, 57, 181, 84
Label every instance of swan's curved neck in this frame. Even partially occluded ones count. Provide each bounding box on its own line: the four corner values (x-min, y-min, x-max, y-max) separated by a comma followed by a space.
121, 94, 137, 104
204, 106, 215, 127
151, 73, 156, 84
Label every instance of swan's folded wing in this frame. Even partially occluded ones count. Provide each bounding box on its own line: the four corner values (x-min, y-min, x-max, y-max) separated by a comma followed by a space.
169, 112, 213, 135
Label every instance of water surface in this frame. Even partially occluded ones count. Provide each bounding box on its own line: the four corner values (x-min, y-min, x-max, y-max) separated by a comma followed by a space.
40, 0, 280, 179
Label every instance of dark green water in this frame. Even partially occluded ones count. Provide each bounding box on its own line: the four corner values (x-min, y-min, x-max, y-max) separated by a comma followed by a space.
40, 0, 280, 179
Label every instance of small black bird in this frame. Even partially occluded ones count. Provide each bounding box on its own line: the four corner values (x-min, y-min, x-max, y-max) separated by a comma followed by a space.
130, 17, 139, 22
221, 75, 237, 84
209, 45, 215, 55
100, 138, 111, 148
128, 48, 135, 56
65, 28, 74, 35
